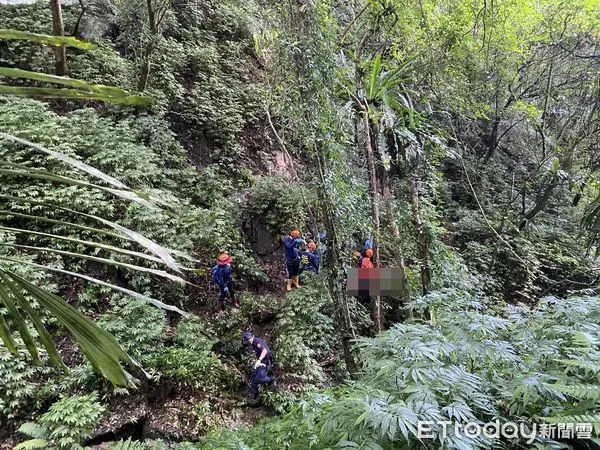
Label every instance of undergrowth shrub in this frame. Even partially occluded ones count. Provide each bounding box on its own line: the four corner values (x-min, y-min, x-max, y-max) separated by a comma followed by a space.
208, 292, 280, 360
197, 293, 600, 449
16, 393, 105, 449
275, 280, 335, 384
244, 175, 313, 235
154, 318, 236, 391
0, 348, 47, 423
99, 296, 166, 366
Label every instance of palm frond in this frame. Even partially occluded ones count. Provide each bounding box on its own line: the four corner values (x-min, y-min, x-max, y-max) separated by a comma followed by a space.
0, 226, 163, 264
0, 29, 96, 49
0, 272, 65, 369
2, 270, 140, 386
1, 243, 189, 284
0, 257, 190, 316
0, 194, 182, 273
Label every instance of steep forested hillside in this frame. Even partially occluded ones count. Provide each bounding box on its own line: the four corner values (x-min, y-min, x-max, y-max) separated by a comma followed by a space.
1, 0, 600, 449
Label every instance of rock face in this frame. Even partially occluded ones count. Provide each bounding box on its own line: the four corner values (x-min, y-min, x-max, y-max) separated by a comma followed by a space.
243, 215, 280, 256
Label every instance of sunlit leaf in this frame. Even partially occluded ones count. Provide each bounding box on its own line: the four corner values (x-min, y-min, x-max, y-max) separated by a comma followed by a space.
0, 29, 97, 49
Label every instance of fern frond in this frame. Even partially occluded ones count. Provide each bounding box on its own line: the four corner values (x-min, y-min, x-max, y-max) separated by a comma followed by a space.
555, 358, 600, 375
108, 438, 147, 450
17, 423, 47, 440
543, 383, 600, 400
14, 439, 49, 450
541, 414, 600, 424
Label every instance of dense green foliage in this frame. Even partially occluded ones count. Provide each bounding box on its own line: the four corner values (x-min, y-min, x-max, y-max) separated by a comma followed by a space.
1, 0, 600, 448
195, 293, 600, 449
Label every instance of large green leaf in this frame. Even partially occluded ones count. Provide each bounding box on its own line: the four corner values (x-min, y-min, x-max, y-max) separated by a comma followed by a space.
0, 225, 163, 264
0, 257, 190, 317
0, 195, 183, 273
0, 310, 18, 355
1, 243, 189, 284
0, 29, 96, 49
2, 270, 138, 387
0, 68, 134, 97
0, 86, 153, 106
368, 54, 382, 101
0, 272, 66, 370
0, 281, 41, 364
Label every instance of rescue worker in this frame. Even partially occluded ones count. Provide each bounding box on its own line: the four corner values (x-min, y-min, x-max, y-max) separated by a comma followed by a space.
284, 230, 304, 291
357, 248, 374, 307
361, 238, 373, 257
241, 331, 275, 401
300, 241, 320, 276
361, 248, 374, 268
211, 253, 238, 311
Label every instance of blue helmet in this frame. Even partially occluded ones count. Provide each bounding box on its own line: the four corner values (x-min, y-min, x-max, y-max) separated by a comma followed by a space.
242, 331, 253, 344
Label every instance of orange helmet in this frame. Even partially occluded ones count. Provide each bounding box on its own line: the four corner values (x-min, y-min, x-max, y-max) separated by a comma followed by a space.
308, 242, 317, 250
365, 249, 374, 258
290, 230, 301, 239
217, 253, 233, 265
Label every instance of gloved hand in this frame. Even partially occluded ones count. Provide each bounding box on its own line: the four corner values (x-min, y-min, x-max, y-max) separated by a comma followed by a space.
254, 360, 265, 369
223, 287, 229, 294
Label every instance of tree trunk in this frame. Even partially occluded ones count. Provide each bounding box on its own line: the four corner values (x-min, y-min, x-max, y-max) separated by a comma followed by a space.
382, 178, 410, 295
409, 154, 431, 295
315, 149, 358, 376
137, 44, 153, 92
362, 109, 383, 333
50, 0, 69, 76
379, 128, 410, 316
519, 174, 559, 230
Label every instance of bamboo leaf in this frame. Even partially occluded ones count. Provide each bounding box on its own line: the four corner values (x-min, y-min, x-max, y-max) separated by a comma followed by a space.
0, 29, 96, 49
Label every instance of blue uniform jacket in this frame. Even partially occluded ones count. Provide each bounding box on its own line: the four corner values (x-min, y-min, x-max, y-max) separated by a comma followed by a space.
212, 264, 232, 290
251, 337, 272, 361
301, 251, 320, 274
284, 236, 303, 261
